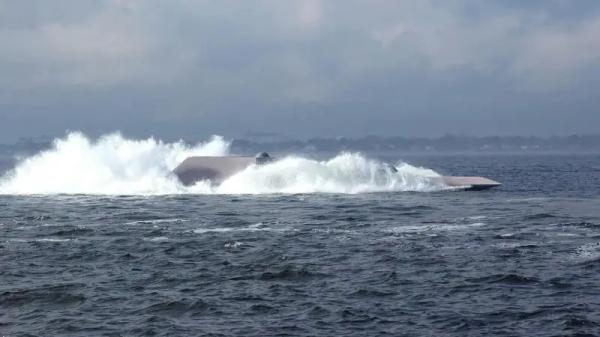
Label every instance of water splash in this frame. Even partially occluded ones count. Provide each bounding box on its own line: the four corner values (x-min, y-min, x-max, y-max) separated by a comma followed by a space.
215, 153, 444, 194
0, 132, 447, 195
0, 132, 228, 194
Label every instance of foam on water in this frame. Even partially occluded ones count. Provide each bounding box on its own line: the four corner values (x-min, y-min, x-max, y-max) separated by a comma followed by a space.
0, 132, 446, 195
386, 222, 487, 234
6, 238, 73, 243
193, 222, 292, 234
143, 237, 169, 242
572, 242, 600, 262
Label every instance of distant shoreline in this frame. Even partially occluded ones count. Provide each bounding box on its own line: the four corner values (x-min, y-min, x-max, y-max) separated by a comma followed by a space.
3, 134, 600, 158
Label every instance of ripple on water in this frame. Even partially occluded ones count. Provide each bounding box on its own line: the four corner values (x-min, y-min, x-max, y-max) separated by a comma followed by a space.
141, 299, 209, 317
466, 273, 539, 285
0, 284, 86, 310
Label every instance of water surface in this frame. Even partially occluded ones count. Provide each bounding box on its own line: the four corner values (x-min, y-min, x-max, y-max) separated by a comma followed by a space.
1, 154, 599, 336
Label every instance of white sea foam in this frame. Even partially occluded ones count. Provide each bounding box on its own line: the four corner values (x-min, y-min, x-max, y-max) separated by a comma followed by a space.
36, 238, 73, 242
123, 219, 189, 226
386, 222, 487, 234
6, 238, 73, 243
572, 242, 600, 262
193, 223, 291, 234
0, 132, 447, 195
192, 227, 236, 234
143, 236, 169, 242
224, 241, 242, 248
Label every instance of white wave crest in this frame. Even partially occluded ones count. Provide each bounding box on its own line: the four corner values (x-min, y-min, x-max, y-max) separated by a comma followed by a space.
0, 132, 447, 195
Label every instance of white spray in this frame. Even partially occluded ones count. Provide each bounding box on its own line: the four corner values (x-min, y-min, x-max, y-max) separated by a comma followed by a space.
0, 132, 446, 195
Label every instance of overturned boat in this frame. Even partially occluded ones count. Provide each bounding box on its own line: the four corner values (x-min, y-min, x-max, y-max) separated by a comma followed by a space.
173, 152, 501, 191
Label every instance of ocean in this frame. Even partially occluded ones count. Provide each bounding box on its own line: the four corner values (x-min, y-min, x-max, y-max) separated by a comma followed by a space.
1, 133, 599, 336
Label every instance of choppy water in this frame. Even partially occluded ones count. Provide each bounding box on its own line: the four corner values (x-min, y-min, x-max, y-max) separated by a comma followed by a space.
1, 154, 600, 336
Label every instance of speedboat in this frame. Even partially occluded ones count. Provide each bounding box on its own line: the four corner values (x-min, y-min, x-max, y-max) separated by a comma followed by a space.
173, 152, 501, 191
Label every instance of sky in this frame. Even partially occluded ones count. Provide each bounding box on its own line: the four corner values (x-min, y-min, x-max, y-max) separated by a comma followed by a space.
1, 0, 599, 143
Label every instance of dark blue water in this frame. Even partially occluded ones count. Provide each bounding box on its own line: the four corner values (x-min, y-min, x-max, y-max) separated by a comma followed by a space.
1, 154, 600, 336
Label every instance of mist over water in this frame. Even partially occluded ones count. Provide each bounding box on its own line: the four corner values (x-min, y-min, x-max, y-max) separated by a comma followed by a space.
0, 132, 445, 195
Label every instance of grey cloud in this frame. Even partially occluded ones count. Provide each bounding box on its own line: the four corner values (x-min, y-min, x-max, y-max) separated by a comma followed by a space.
0, 0, 599, 142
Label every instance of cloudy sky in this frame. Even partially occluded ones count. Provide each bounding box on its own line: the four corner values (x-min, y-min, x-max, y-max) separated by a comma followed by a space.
1, 0, 599, 142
